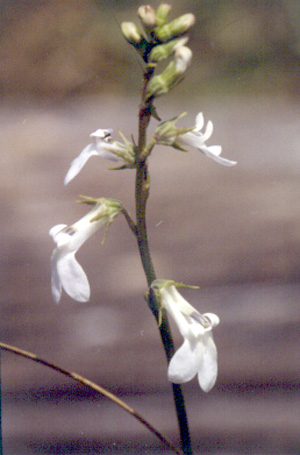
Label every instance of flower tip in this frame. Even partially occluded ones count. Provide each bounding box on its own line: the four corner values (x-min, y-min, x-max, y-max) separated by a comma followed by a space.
64, 174, 71, 185
49, 224, 67, 239
204, 312, 220, 328
90, 128, 113, 139
52, 291, 61, 304
138, 5, 157, 29
121, 22, 143, 44
75, 293, 90, 303
175, 45, 192, 71
199, 377, 217, 393
194, 112, 204, 129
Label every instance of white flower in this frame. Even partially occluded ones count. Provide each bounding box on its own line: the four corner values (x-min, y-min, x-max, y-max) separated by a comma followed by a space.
152, 281, 220, 392
64, 129, 134, 185
50, 199, 122, 303
175, 112, 237, 166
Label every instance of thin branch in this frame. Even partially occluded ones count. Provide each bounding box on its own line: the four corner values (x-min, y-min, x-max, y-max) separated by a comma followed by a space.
0, 342, 184, 455
121, 207, 137, 235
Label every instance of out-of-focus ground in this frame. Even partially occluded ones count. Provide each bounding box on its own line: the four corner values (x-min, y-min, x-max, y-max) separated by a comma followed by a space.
1, 1, 300, 455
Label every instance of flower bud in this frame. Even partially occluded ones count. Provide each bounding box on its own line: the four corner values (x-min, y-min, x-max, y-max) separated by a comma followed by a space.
174, 45, 192, 72
155, 13, 195, 42
146, 46, 192, 99
121, 21, 150, 62
156, 3, 172, 27
149, 36, 188, 63
138, 5, 157, 30
121, 22, 143, 44
145, 63, 174, 98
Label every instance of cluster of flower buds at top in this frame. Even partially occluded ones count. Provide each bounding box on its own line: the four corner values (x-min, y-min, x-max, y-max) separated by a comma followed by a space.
121, 3, 195, 99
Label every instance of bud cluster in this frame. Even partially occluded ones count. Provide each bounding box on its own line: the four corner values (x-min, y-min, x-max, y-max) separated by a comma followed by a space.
121, 3, 195, 99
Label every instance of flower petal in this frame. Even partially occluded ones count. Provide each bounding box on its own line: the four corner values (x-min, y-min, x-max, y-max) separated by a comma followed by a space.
161, 286, 198, 340
90, 128, 113, 139
64, 144, 98, 185
55, 250, 90, 302
176, 131, 205, 150
203, 312, 220, 328
199, 145, 237, 166
50, 249, 63, 303
194, 112, 204, 131
49, 224, 67, 239
197, 332, 218, 392
201, 120, 213, 141
168, 338, 202, 383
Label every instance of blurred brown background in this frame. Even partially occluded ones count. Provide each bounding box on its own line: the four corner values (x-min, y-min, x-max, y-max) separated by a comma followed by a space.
1, 1, 300, 454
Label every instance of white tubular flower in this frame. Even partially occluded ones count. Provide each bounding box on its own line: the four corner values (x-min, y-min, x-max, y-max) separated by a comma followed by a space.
50, 199, 122, 303
175, 112, 237, 166
152, 280, 220, 392
64, 129, 135, 185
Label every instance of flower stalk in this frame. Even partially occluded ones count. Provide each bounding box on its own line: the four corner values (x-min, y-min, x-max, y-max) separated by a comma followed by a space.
135, 64, 193, 455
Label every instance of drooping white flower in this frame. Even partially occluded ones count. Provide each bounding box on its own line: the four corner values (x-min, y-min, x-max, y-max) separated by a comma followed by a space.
64, 129, 135, 185
152, 280, 220, 392
50, 199, 122, 303
175, 112, 237, 166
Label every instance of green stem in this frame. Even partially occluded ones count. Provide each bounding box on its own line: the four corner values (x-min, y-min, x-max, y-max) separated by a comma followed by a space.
134, 66, 193, 455
0, 349, 2, 454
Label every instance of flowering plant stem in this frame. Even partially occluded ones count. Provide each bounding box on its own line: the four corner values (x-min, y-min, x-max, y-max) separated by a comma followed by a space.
134, 66, 193, 455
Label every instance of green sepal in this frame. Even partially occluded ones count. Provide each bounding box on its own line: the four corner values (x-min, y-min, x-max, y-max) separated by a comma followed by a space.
77, 195, 101, 206
151, 279, 199, 292
155, 112, 194, 146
